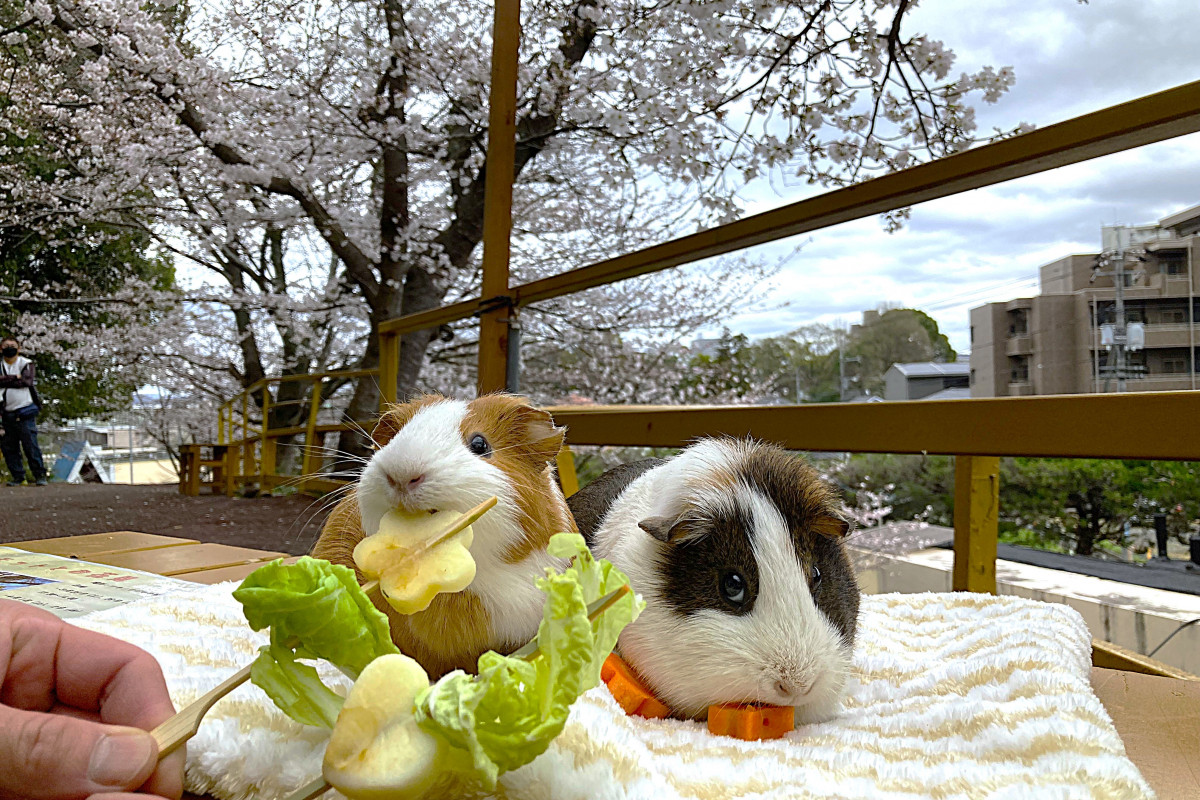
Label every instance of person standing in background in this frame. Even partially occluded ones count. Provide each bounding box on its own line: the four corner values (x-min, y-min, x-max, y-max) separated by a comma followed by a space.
0, 336, 48, 486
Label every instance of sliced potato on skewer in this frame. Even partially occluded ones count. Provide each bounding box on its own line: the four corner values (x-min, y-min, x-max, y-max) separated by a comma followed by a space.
353, 497, 495, 614
323, 654, 469, 799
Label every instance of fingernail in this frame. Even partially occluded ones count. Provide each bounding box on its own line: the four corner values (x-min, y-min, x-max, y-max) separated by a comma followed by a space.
87, 728, 155, 787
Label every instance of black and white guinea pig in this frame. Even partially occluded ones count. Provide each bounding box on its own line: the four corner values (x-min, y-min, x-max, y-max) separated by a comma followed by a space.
569, 438, 859, 723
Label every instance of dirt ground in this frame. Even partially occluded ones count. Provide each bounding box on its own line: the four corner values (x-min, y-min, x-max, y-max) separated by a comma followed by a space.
0, 482, 338, 555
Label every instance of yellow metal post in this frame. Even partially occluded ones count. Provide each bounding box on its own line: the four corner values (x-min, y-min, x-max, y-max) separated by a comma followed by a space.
556, 446, 579, 497
952, 455, 1001, 594
379, 333, 399, 410
476, 0, 521, 395
301, 378, 323, 483
260, 383, 275, 485
241, 392, 252, 477
221, 450, 233, 495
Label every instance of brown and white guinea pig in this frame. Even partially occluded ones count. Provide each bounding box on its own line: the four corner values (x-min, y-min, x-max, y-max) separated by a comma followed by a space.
569, 438, 859, 724
311, 393, 576, 679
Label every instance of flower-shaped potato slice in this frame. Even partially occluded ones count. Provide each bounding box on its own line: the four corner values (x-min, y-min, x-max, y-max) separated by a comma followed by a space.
354, 500, 494, 615
323, 653, 467, 799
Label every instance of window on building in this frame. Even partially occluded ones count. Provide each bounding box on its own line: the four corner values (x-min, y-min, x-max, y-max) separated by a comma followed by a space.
970, 326, 975, 343
1158, 253, 1187, 275
970, 369, 976, 385
1007, 309, 1028, 337
1160, 308, 1187, 324
1009, 356, 1029, 383
1161, 358, 1188, 374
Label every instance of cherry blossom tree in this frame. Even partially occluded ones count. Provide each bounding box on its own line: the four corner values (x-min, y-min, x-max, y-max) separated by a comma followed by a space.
1, 0, 1018, 461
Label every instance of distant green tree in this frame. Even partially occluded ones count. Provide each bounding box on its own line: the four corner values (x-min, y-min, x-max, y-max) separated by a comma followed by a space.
677, 331, 759, 402
832, 453, 956, 525
833, 455, 1200, 557
847, 308, 956, 396
1001, 458, 1156, 556
678, 325, 847, 404
777, 323, 844, 403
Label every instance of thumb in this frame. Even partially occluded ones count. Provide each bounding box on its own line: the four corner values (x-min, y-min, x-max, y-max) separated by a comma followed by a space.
0, 704, 157, 800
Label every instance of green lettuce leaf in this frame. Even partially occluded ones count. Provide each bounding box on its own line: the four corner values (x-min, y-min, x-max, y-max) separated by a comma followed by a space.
249, 640, 345, 728
547, 532, 640, 688
233, 556, 399, 726
414, 533, 642, 788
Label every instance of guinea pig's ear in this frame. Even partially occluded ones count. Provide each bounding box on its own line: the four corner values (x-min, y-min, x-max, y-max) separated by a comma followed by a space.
371, 408, 405, 448
638, 515, 690, 543
811, 510, 853, 540
371, 397, 440, 448
513, 406, 567, 465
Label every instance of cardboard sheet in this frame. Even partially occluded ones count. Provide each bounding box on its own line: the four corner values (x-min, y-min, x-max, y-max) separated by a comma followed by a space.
1091, 667, 1200, 800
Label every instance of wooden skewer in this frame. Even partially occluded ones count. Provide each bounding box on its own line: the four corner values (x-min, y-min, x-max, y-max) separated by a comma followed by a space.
282, 776, 333, 800
411, 496, 498, 557
510, 584, 632, 660
151, 662, 253, 759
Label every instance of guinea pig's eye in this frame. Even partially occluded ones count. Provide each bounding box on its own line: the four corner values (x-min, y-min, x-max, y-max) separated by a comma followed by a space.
719, 571, 746, 607
810, 564, 822, 590
467, 433, 492, 457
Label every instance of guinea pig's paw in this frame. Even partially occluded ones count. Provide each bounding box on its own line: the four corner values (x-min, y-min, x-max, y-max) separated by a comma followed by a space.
354, 509, 478, 615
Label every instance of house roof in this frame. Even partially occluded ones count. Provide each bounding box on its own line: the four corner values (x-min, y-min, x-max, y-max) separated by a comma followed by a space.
887, 361, 970, 378
1159, 203, 1200, 230
920, 387, 972, 401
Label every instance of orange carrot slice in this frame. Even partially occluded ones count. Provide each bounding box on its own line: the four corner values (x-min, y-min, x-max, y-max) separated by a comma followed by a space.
707, 702, 794, 741
600, 653, 672, 719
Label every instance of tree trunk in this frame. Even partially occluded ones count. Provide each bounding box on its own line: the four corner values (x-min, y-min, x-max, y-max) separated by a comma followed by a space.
334, 271, 424, 471
1075, 516, 1099, 556
396, 267, 443, 393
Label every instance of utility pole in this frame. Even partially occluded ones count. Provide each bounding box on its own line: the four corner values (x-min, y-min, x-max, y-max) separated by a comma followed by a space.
1114, 240, 1127, 393
1093, 226, 1145, 392
839, 351, 862, 401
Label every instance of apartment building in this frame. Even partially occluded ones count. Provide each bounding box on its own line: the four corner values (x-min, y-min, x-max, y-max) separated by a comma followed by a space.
970, 204, 1200, 396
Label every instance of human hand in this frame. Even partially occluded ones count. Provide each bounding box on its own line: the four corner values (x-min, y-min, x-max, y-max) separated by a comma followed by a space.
0, 598, 184, 800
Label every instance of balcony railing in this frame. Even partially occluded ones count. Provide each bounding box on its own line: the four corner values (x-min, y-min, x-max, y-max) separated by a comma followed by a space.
1005, 335, 1033, 355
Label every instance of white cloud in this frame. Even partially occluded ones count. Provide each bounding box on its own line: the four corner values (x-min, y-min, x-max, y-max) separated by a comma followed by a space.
715, 0, 1200, 354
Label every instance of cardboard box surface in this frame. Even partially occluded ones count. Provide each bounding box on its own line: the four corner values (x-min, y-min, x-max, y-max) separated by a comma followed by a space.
1091, 667, 1200, 800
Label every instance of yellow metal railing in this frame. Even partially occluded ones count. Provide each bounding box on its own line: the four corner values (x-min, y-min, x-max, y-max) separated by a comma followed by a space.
543, 393, 1200, 598
201, 369, 381, 495
191, 8, 1200, 675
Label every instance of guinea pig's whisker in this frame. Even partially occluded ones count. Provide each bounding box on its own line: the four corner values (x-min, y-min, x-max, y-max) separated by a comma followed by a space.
276, 441, 371, 468
283, 483, 360, 547
285, 482, 355, 525
338, 414, 376, 444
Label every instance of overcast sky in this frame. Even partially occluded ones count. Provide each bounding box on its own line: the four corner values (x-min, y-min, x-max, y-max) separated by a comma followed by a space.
714, 0, 1200, 355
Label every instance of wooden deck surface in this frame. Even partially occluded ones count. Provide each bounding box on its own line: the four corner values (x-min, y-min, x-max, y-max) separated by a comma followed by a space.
7, 531, 291, 583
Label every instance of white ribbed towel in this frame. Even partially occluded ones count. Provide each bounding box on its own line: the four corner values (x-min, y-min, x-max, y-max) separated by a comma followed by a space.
74, 586, 1152, 800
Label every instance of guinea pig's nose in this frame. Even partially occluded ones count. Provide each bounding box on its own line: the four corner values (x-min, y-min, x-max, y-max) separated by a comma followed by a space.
774, 678, 812, 701
386, 473, 425, 492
